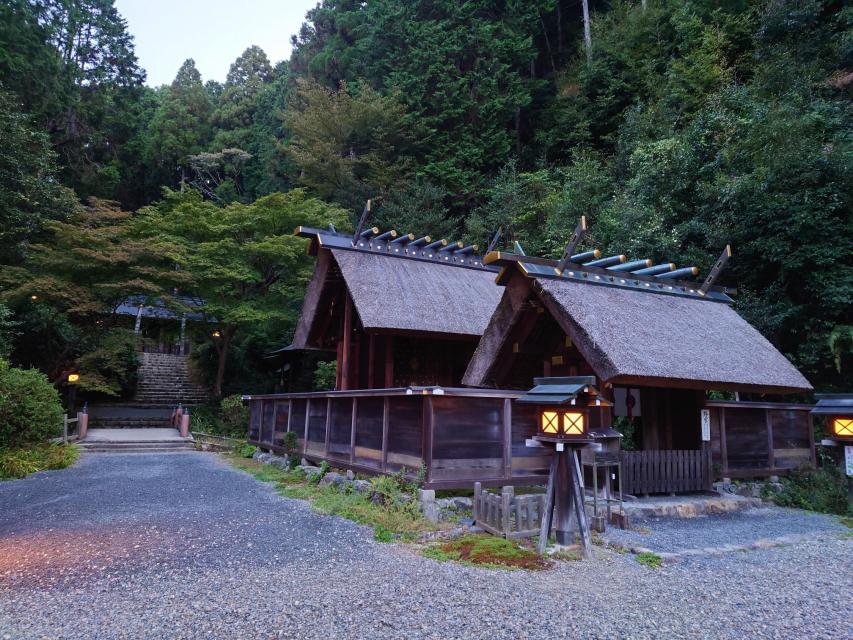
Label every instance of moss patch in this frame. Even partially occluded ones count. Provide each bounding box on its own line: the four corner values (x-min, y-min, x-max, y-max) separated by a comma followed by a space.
838, 516, 853, 529
423, 534, 552, 570
0, 443, 79, 480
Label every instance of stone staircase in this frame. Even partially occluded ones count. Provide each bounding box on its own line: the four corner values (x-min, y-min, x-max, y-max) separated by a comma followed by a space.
134, 352, 208, 405
87, 352, 209, 431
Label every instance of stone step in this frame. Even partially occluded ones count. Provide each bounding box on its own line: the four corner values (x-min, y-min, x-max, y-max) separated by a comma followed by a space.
81, 443, 196, 452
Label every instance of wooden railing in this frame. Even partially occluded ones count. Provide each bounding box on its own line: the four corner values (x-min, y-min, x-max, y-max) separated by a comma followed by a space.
473, 483, 546, 539
620, 449, 712, 495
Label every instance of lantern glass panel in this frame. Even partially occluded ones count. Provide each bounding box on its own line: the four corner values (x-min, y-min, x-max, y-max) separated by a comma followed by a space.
562, 411, 585, 435
541, 411, 560, 434
833, 418, 853, 437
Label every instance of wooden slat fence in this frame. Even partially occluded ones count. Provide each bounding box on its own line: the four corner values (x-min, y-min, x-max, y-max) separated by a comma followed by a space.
473, 483, 545, 539
620, 449, 712, 495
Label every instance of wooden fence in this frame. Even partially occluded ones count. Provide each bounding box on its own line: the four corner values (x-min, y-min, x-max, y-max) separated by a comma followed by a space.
620, 449, 712, 495
473, 483, 545, 539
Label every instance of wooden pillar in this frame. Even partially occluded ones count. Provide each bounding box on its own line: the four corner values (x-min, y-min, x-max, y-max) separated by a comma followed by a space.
367, 334, 376, 389
766, 409, 775, 472
384, 335, 394, 388
502, 399, 512, 481
341, 295, 353, 390
381, 397, 390, 472
554, 449, 573, 545
719, 407, 728, 474
350, 397, 357, 465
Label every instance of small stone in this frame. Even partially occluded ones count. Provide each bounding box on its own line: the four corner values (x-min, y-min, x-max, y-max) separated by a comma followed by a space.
319, 472, 345, 488
346, 470, 355, 481
352, 480, 372, 494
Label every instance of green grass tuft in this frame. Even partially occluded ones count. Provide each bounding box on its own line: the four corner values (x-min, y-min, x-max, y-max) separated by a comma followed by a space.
635, 552, 663, 569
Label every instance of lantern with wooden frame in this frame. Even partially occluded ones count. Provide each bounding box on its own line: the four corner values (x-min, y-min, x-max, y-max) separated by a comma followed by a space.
518, 376, 606, 444
811, 394, 853, 443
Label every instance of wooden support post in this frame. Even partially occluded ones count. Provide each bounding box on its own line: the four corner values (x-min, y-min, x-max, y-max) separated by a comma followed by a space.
501, 486, 514, 538
350, 397, 358, 465
719, 407, 728, 475
63, 413, 68, 444
303, 399, 311, 455
384, 335, 394, 388
570, 449, 593, 558
324, 398, 332, 457
367, 334, 376, 389
341, 295, 353, 390
381, 397, 390, 472
766, 409, 775, 472
554, 449, 573, 545
423, 396, 434, 484
537, 456, 557, 554
502, 399, 512, 481
473, 482, 482, 522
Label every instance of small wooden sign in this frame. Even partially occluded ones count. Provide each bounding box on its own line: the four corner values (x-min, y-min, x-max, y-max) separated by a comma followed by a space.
701, 409, 711, 441
845, 446, 853, 477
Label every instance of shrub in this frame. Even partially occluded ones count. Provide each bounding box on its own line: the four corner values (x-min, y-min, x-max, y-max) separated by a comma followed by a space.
769, 463, 851, 516
239, 443, 257, 458
0, 443, 78, 479
76, 329, 140, 398
635, 552, 663, 569
0, 359, 63, 448
313, 360, 336, 391
221, 394, 248, 433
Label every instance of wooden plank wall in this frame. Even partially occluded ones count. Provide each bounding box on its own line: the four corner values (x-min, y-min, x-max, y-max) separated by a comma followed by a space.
620, 449, 712, 495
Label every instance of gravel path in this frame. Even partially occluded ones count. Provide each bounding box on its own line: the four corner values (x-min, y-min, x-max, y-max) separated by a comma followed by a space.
603, 506, 849, 553
1, 452, 851, 640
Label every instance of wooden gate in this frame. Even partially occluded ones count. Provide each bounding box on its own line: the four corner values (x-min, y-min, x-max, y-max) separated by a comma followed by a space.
620, 449, 712, 495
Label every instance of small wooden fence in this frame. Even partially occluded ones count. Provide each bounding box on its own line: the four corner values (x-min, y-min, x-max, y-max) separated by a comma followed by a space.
473, 483, 546, 539
620, 449, 712, 495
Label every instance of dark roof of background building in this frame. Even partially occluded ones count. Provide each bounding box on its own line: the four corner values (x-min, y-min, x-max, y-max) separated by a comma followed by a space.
115, 295, 207, 322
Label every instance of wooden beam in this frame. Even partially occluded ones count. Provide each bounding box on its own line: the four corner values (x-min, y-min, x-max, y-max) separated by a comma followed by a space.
367, 334, 376, 389
555, 216, 588, 274
350, 397, 357, 465
700, 244, 732, 296
503, 399, 512, 481
381, 397, 390, 472
720, 407, 728, 474
384, 335, 394, 388
341, 295, 353, 390
766, 409, 775, 471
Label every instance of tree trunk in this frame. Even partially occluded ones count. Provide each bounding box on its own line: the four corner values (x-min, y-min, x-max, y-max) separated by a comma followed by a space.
581, 0, 592, 65
213, 327, 234, 397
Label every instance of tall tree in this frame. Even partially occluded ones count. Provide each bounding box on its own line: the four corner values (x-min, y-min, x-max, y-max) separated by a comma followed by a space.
0, 89, 76, 265
134, 189, 349, 396
143, 59, 213, 190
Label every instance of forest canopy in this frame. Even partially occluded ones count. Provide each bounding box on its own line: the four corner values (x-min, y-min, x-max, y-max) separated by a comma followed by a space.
0, 0, 850, 398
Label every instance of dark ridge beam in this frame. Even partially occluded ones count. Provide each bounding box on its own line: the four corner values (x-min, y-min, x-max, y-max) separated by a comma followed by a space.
410, 236, 431, 247
633, 263, 675, 276
439, 241, 464, 253
569, 249, 601, 264
555, 216, 588, 274
424, 239, 448, 252
374, 230, 397, 242
607, 258, 652, 272
656, 266, 699, 280
584, 254, 626, 268
351, 198, 373, 244
359, 226, 380, 239
456, 244, 479, 255
390, 233, 415, 244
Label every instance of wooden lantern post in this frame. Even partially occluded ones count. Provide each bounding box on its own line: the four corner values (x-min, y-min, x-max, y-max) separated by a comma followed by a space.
518, 376, 612, 557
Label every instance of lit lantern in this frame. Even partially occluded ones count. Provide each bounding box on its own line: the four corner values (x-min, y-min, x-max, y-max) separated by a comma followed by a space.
519, 376, 607, 444
212, 330, 221, 338
67, 373, 80, 384
811, 394, 853, 443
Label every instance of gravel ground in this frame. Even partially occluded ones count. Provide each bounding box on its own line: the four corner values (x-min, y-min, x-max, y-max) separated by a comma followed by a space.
603, 506, 849, 553
1, 451, 851, 640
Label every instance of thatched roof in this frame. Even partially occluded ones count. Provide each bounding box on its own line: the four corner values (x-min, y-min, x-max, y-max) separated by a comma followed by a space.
291, 227, 503, 346
537, 278, 810, 392
464, 272, 811, 393
330, 249, 502, 337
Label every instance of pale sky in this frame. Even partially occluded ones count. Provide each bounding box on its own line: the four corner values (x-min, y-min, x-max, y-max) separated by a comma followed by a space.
115, 0, 319, 87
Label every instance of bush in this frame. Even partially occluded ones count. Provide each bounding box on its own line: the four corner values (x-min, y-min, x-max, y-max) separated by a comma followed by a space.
76, 329, 140, 398
769, 463, 851, 516
221, 394, 248, 433
239, 443, 257, 458
0, 359, 63, 448
313, 360, 336, 391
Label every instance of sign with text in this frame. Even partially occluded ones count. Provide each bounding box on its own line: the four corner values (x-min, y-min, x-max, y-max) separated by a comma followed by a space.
701, 409, 711, 442
846, 446, 853, 477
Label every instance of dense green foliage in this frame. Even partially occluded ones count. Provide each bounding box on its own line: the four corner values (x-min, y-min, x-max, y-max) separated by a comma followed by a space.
768, 462, 852, 516
0, 0, 849, 400
0, 359, 63, 447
